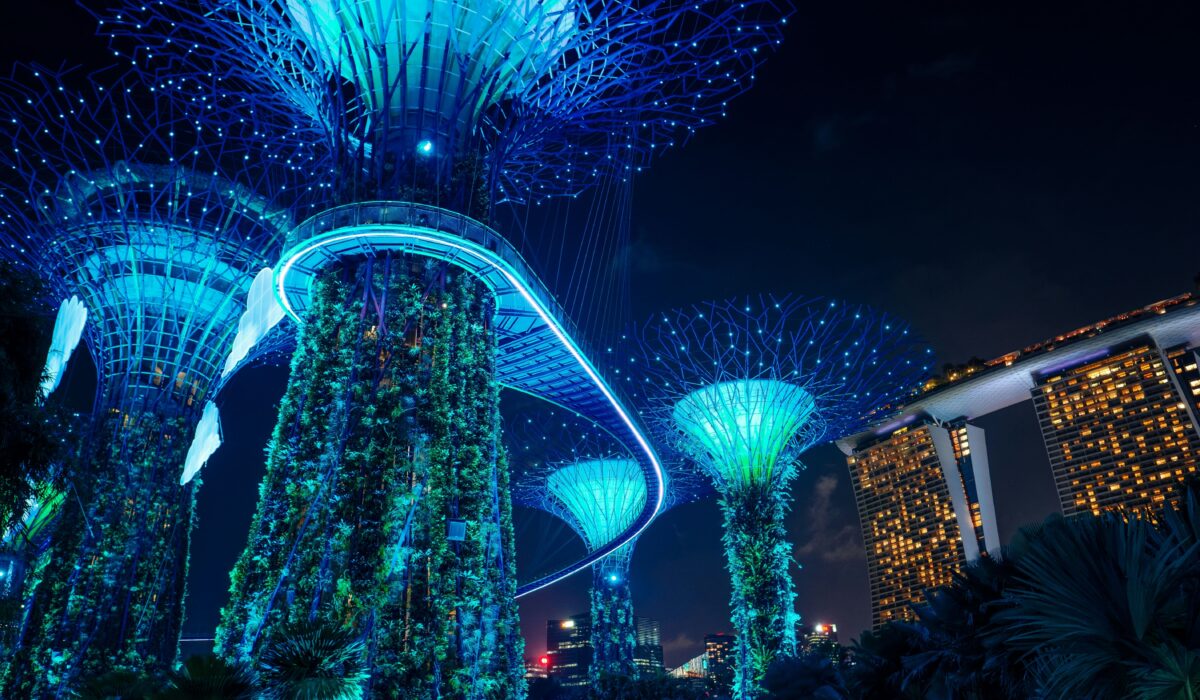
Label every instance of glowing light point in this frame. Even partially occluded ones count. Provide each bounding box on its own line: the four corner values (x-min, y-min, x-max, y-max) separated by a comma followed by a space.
416, 139, 434, 157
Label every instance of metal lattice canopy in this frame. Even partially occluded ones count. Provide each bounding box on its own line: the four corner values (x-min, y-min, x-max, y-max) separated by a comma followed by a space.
100, 0, 791, 204
0, 67, 330, 412
95, 0, 789, 592
510, 408, 703, 572
619, 295, 935, 491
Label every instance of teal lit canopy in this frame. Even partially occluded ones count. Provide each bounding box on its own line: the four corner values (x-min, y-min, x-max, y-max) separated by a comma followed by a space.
546, 458, 647, 552
621, 295, 935, 491
673, 379, 818, 490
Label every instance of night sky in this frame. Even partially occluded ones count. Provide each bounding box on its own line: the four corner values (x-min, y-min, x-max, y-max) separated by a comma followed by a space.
4, 0, 1198, 669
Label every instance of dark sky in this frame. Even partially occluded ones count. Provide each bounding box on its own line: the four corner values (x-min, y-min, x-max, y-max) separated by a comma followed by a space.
4, 0, 1199, 669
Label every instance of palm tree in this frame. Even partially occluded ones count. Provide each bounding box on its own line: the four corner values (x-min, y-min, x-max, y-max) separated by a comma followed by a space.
846, 623, 927, 700
158, 654, 257, 699
256, 621, 369, 700
997, 488, 1200, 699
900, 555, 1028, 699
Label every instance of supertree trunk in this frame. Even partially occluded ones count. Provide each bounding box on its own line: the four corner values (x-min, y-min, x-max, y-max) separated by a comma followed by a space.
589, 559, 637, 681
720, 481, 798, 700
216, 256, 521, 698
3, 408, 198, 696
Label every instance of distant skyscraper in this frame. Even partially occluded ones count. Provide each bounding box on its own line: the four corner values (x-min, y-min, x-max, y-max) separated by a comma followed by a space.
704, 634, 737, 695
846, 418, 1000, 628
524, 658, 550, 680
802, 622, 839, 647
1033, 338, 1200, 517
546, 613, 663, 683
633, 617, 664, 676
546, 615, 592, 687
801, 623, 842, 664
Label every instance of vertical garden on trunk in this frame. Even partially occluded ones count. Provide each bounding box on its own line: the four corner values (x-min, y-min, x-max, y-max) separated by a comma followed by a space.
217, 258, 520, 698
4, 408, 197, 695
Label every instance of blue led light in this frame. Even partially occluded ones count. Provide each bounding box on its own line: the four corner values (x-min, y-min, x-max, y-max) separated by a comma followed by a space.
416, 139, 434, 156
274, 203, 666, 597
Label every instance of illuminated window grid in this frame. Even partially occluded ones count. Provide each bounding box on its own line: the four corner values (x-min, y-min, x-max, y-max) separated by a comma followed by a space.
1033, 343, 1200, 519
847, 425, 967, 629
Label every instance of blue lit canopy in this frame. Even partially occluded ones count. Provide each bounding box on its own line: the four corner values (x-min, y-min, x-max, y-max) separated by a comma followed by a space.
673, 379, 818, 490
621, 295, 934, 491
511, 408, 702, 573
102, 0, 790, 203
0, 67, 326, 411
547, 459, 647, 554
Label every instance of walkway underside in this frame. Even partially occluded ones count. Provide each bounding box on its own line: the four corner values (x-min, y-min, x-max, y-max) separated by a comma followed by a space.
275, 201, 664, 596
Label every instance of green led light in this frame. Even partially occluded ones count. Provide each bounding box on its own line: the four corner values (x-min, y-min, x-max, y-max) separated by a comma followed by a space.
673, 379, 816, 490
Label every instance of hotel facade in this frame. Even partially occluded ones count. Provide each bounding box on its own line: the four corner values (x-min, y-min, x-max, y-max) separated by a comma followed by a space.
842, 294, 1200, 627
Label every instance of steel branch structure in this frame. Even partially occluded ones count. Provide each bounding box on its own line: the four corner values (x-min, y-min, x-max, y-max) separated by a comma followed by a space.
103, 0, 790, 204
90, 2, 790, 694
511, 409, 701, 681
0, 67, 324, 693
98, 0, 791, 601
619, 295, 932, 699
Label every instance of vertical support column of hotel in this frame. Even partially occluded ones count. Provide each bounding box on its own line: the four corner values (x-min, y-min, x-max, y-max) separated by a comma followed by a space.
928, 420, 1001, 558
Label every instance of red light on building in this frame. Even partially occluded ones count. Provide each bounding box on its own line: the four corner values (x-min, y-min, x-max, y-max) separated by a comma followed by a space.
540, 656, 549, 666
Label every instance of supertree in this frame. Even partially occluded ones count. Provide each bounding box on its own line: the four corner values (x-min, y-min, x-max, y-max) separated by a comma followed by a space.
97, 1, 790, 695
0, 66, 325, 694
619, 295, 932, 698
510, 409, 701, 682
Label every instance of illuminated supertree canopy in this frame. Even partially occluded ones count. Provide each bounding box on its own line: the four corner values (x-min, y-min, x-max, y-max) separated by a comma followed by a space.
511, 410, 701, 681
86, 2, 789, 695
103, 0, 790, 205
619, 295, 933, 698
0, 66, 325, 694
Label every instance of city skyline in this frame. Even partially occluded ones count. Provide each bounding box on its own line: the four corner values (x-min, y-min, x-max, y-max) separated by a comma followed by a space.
1, 0, 1196, 677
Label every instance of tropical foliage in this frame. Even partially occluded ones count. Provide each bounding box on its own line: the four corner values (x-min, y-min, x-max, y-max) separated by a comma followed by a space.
590, 562, 638, 681
793, 484, 1200, 700
5, 408, 199, 695
0, 261, 63, 536
215, 260, 521, 698
721, 480, 799, 699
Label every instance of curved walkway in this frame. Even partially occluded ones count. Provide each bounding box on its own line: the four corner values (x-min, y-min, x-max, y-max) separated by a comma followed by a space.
274, 201, 664, 596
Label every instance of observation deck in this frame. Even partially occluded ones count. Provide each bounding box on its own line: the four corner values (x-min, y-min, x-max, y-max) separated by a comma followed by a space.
274, 201, 664, 596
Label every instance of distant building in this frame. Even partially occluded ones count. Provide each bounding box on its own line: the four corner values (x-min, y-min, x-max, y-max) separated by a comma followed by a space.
524, 658, 550, 680
801, 623, 842, 663
840, 293, 1200, 633
802, 622, 838, 647
846, 418, 1000, 628
667, 634, 737, 695
668, 651, 707, 692
546, 615, 591, 687
633, 616, 664, 676
1033, 338, 1200, 517
704, 634, 736, 695
546, 613, 665, 683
